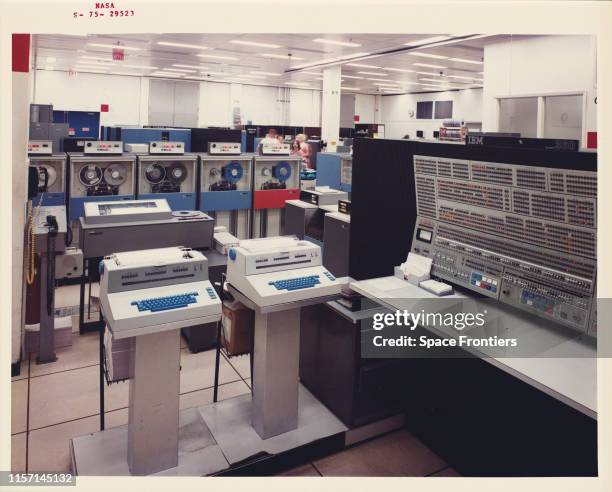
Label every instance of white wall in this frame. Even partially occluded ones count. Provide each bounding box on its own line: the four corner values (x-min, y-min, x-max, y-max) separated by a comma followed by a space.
380, 88, 483, 139
355, 94, 377, 123
33, 70, 324, 129
198, 81, 232, 127
33, 70, 143, 128
482, 35, 597, 144
289, 88, 321, 127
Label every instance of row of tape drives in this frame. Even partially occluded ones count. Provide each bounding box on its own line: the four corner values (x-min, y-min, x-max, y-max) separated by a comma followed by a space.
29, 140, 301, 239
410, 155, 597, 337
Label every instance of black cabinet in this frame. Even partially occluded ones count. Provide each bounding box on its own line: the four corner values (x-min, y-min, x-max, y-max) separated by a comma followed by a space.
300, 302, 406, 428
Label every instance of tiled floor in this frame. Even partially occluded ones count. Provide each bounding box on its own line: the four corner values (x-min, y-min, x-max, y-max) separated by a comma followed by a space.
10, 285, 460, 478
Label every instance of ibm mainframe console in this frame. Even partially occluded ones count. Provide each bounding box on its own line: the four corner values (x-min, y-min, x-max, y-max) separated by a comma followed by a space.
410, 155, 597, 336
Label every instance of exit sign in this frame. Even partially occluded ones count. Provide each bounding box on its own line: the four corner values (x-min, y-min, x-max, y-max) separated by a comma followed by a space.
112, 48, 124, 61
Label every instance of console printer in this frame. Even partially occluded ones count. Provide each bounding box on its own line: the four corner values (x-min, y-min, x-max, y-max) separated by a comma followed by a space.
226, 236, 342, 307
99, 246, 222, 338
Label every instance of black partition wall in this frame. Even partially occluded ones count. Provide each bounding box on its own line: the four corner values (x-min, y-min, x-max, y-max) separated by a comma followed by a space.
349, 138, 597, 280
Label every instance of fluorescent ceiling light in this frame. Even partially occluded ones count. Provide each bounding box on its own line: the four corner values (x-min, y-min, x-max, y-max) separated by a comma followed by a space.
358, 71, 388, 76
341, 86, 360, 90
88, 43, 141, 51
151, 72, 183, 77
251, 71, 282, 76
173, 64, 208, 69
416, 71, 442, 76
234, 74, 267, 79
81, 55, 112, 63
419, 77, 448, 83
404, 36, 451, 47
157, 41, 209, 50
413, 62, 447, 69
312, 38, 361, 47
260, 53, 305, 60
74, 64, 110, 69
341, 75, 364, 79
201, 71, 230, 76
197, 53, 239, 61
231, 39, 281, 48
408, 52, 448, 60
448, 75, 476, 80
163, 68, 197, 73
123, 64, 158, 70
109, 71, 141, 76
346, 63, 380, 69
373, 83, 401, 87
74, 67, 108, 72
78, 59, 114, 66
367, 77, 393, 82
473, 78, 484, 82
383, 67, 414, 73
448, 57, 483, 65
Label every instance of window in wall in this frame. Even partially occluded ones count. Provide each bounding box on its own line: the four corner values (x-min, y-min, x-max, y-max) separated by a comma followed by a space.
498, 97, 538, 138
544, 94, 582, 141
149, 79, 199, 127
416, 101, 433, 119
434, 100, 453, 119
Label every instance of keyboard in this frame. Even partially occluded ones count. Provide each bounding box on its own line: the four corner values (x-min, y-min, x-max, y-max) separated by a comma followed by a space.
268, 275, 321, 291
131, 292, 199, 312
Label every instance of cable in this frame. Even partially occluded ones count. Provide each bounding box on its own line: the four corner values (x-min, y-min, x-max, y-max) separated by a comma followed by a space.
25, 194, 44, 285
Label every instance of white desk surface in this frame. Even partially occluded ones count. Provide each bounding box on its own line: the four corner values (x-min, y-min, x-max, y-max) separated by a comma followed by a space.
350, 276, 597, 419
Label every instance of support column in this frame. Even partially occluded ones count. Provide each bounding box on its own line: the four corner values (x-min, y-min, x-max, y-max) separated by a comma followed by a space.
252, 308, 300, 439
128, 329, 181, 475
536, 96, 546, 138
11, 34, 32, 376
321, 66, 342, 152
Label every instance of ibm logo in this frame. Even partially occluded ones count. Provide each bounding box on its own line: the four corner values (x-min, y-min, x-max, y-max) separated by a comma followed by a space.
467, 135, 484, 145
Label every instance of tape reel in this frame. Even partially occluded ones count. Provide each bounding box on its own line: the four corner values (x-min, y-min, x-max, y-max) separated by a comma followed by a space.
172, 210, 200, 218
223, 162, 244, 184
104, 164, 127, 186
168, 163, 187, 184
38, 165, 57, 188
273, 161, 292, 182
144, 163, 166, 184
79, 165, 103, 187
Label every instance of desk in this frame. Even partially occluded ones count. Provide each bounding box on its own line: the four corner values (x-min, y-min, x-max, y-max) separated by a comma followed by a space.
350, 276, 596, 419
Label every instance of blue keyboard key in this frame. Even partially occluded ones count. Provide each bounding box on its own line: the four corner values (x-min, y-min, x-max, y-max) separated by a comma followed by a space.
131, 292, 199, 312
269, 275, 321, 291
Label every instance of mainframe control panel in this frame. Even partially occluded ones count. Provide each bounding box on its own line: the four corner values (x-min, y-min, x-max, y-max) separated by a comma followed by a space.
83, 141, 123, 155
410, 155, 597, 336
208, 142, 241, 155
148, 141, 185, 155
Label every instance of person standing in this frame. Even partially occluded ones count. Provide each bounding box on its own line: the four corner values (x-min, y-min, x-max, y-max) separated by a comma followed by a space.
293, 134, 311, 169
